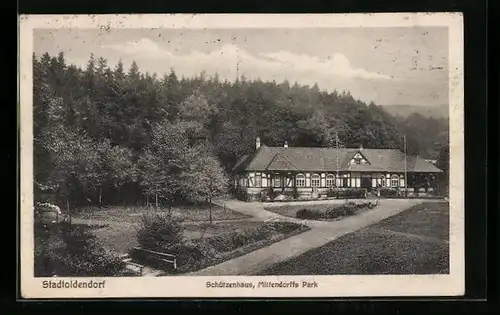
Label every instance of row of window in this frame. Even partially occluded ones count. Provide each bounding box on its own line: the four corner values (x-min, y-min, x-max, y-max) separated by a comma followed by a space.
241, 173, 404, 188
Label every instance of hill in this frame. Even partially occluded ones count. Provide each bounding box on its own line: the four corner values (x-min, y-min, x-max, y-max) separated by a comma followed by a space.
381, 104, 449, 119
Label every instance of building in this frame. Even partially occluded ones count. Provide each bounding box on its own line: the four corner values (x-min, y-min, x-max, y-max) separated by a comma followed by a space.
232, 137, 444, 201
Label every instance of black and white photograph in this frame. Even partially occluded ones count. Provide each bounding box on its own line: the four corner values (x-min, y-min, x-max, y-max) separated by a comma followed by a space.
19, 13, 464, 298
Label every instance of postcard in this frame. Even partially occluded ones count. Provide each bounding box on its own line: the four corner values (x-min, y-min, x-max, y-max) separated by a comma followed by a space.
19, 12, 464, 298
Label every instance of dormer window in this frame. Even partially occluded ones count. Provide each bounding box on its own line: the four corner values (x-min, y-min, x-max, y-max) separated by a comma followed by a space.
352, 152, 366, 165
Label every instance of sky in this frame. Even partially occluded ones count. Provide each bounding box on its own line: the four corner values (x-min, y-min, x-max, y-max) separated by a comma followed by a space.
34, 27, 448, 106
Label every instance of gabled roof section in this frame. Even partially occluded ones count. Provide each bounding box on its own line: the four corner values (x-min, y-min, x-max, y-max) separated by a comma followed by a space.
231, 154, 251, 172
407, 155, 443, 173
266, 151, 301, 171
349, 150, 372, 164
232, 146, 443, 173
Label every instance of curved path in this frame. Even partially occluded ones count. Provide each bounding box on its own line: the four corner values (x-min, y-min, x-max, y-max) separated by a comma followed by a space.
185, 198, 442, 276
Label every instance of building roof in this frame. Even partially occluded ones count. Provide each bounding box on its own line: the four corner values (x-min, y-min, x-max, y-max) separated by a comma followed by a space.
232, 145, 442, 173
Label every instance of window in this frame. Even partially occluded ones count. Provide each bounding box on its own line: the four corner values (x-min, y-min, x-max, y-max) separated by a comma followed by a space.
311, 174, 321, 187
273, 175, 282, 187
336, 177, 343, 187
352, 153, 363, 165
391, 175, 400, 188
262, 174, 268, 187
342, 174, 349, 188
350, 173, 361, 188
296, 174, 306, 187
326, 174, 336, 187
255, 174, 262, 187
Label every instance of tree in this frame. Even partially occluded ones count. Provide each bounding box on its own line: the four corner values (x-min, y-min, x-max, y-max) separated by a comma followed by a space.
296, 109, 333, 147
39, 123, 101, 218
138, 119, 227, 220
178, 91, 218, 123
436, 136, 450, 196
437, 137, 450, 174
177, 146, 228, 223
33, 51, 449, 208
95, 139, 137, 206
138, 119, 206, 208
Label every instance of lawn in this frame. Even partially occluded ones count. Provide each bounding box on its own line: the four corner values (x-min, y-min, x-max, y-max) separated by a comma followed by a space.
70, 204, 251, 254
69, 204, 310, 274
182, 221, 265, 239
258, 202, 449, 275
73, 203, 251, 224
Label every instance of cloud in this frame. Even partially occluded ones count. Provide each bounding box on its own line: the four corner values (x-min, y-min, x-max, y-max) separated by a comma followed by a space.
103, 38, 393, 83
260, 51, 392, 80
103, 38, 173, 58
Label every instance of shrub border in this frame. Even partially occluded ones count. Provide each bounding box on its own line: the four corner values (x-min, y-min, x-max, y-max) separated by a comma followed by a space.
265, 201, 377, 222
157, 224, 311, 275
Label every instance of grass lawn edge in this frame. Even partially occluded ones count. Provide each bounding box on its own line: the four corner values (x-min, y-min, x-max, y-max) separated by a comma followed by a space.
159, 225, 312, 276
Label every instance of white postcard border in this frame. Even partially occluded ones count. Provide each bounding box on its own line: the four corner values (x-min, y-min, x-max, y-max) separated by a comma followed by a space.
19, 13, 464, 298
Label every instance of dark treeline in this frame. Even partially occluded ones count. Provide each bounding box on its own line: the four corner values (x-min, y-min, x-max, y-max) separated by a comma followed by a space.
33, 52, 449, 208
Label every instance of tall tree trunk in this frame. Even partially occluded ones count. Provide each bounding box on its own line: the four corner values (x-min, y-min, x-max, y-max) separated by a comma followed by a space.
66, 198, 71, 225
118, 186, 121, 205
155, 186, 159, 210
209, 198, 212, 224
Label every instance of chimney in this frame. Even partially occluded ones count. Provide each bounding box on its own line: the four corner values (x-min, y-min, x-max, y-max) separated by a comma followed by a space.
284, 141, 289, 148
256, 137, 261, 150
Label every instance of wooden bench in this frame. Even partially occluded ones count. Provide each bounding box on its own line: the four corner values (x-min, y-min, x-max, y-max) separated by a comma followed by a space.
131, 247, 177, 270
120, 254, 145, 275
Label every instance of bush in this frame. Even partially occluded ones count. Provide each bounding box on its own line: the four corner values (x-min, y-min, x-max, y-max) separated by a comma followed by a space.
34, 223, 125, 277
266, 221, 303, 234
379, 188, 399, 198
326, 205, 356, 217
295, 202, 373, 221
296, 208, 325, 220
327, 188, 366, 199
172, 221, 305, 273
267, 187, 278, 200
260, 190, 268, 202
136, 212, 184, 252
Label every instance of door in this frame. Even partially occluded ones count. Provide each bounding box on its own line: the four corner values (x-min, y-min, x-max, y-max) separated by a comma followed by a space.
361, 176, 372, 191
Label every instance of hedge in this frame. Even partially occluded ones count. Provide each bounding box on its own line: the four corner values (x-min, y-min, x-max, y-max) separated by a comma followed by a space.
327, 188, 367, 199
136, 211, 184, 252
34, 223, 126, 277
173, 221, 306, 273
379, 188, 399, 198
295, 201, 376, 220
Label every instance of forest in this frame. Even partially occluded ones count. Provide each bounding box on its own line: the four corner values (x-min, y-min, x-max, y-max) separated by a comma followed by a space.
33, 52, 449, 208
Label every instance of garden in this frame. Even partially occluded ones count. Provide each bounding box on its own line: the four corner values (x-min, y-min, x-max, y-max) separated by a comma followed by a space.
265, 200, 379, 221
132, 211, 309, 274
34, 204, 309, 277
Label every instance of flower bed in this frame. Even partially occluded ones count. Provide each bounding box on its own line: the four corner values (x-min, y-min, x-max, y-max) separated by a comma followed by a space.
173, 222, 309, 273
295, 201, 377, 221
376, 188, 444, 199
327, 188, 367, 199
